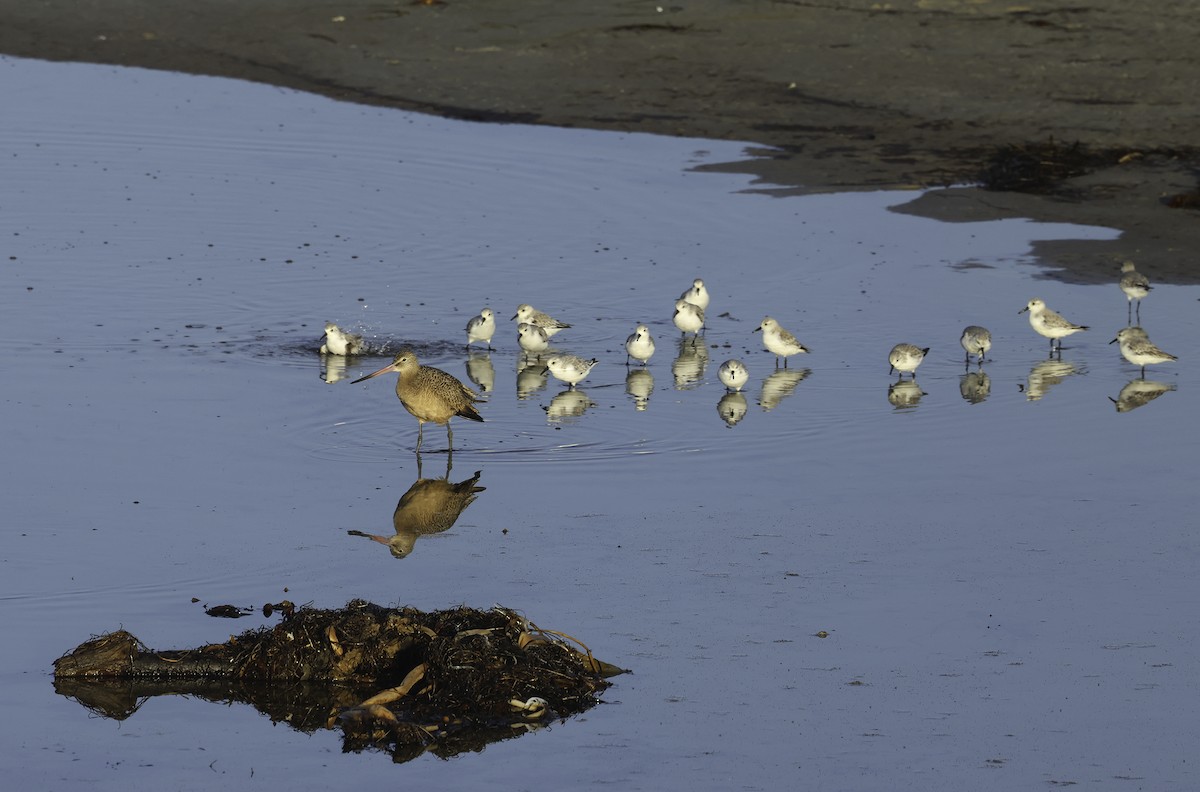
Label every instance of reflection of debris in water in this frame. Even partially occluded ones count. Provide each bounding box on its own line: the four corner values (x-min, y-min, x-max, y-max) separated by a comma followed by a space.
53, 604, 624, 763
887, 379, 926, 410
348, 466, 484, 559
1024, 358, 1078, 402
959, 370, 991, 404
1109, 379, 1175, 413
545, 389, 596, 423
625, 368, 654, 411
758, 368, 810, 411
717, 392, 748, 427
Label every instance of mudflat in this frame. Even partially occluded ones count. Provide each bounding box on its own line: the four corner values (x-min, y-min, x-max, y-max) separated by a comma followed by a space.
2, 0, 1196, 281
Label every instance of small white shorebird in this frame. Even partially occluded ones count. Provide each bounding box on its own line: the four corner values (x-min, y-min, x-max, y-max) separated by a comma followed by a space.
319, 322, 365, 356
624, 324, 655, 366
717, 359, 749, 392
546, 354, 598, 389
1110, 326, 1176, 378
1019, 298, 1088, 353
754, 316, 809, 368
672, 298, 705, 340
512, 304, 571, 337
465, 307, 496, 349
516, 322, 550, 359
1118, 261, 1151, 322
679, 278, 710, 311
959, 325, 992, 365
888, 343, 929, 379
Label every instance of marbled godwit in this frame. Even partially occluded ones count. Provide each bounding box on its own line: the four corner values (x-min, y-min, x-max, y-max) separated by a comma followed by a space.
352, 348, 483, 451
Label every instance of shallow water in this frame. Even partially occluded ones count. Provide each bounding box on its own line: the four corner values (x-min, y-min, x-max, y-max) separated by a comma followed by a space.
2, 55, 1198, 790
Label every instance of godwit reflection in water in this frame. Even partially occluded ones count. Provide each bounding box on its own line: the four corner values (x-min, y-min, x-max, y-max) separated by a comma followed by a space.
348, 458, 485, 559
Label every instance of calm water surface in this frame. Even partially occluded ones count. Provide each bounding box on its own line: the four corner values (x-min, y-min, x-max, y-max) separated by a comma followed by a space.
2, 56, 1198, 791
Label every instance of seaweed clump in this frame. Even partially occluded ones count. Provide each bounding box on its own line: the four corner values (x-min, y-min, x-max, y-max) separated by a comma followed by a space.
53, 601, 624, 761
979, 139, 1124, 193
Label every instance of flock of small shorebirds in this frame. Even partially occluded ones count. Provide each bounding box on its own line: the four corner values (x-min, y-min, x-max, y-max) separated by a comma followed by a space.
317, 263, 1175, 447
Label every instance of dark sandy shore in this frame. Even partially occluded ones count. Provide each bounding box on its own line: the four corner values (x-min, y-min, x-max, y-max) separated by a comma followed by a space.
2, 0, 1196, 282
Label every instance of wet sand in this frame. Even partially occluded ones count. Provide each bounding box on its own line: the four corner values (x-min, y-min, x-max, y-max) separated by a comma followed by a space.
2, 0, 1196, 281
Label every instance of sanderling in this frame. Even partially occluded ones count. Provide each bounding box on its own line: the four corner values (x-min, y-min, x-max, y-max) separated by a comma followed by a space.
1019, 298, 1088, 353
754, 316, 809, 367
1118, 261, 1151, 322
546, 354, 599, 389
512, 304, 571, 337
351, 348, 483, 452
1110, 326, 1176, 378
888, 343, 929, 379
319, 322, 365, 356
625, 324, 656, 366
465, 307, 496, 349
673, 298, 705, 339
679, 278, 710, 311
625, 368, 654, 411
517, 322, 550, 358
717, 359, 749, 392
959, 325, 992, 365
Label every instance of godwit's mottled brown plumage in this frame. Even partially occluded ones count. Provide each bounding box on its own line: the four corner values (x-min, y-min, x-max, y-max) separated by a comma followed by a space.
347, 469, 485, 558
352, 348, 484, 450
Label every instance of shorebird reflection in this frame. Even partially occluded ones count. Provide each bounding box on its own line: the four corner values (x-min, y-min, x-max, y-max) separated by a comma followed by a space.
1109, 378, 1175, 413
672, 337, 709, 389
516, 357, 550, 400
959, 370, 991, 404
544, 389, 597, 423
464, 351, 495, 394
1023, 358, 1078, 402
347, 460, 485, 559
717, 392, 748, 427
625, 368, 654, 411
320, 353, 351, 384
758, 368, 810, 411
887, 379, 926, 410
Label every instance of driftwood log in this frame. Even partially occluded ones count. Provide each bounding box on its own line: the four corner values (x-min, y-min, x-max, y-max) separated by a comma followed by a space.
54, 601, 624, 760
